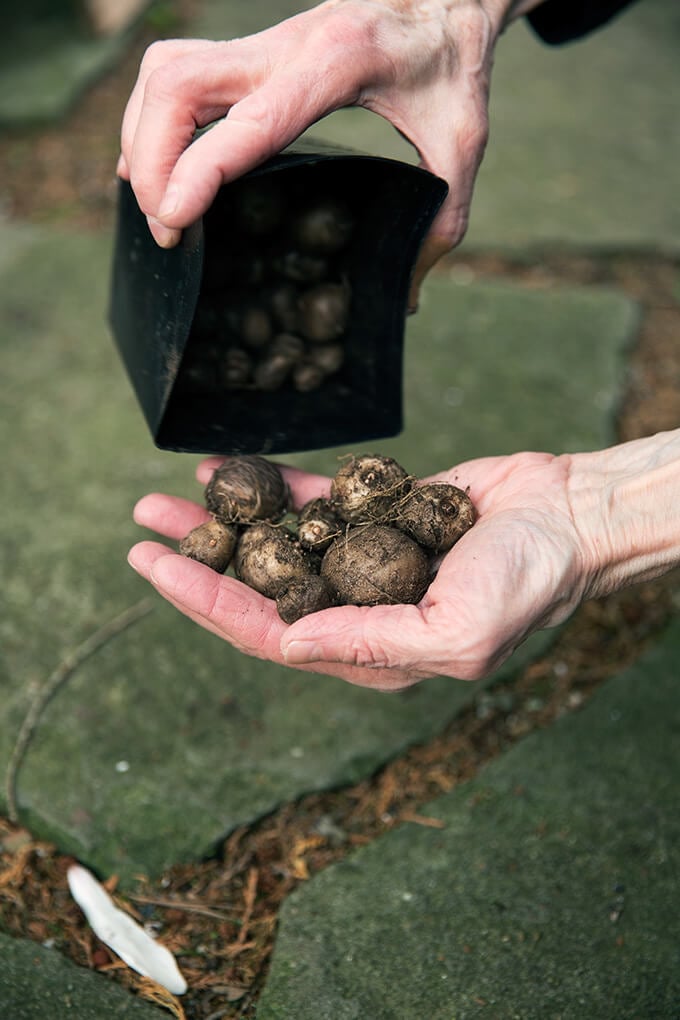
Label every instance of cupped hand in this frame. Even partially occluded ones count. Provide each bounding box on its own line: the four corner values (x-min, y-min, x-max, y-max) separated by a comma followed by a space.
127, 451, 594, 692
118, 0, 503, 301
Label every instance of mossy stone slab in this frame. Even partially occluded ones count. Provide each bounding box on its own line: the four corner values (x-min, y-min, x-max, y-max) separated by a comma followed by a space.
0, 219, 41, 273
0, 17, 132, 127
471, 0, 680, 252
0, 932, 162, 1019
289, 273, 638, 475
0, 229, 634, 883
258, 620, 680, 1019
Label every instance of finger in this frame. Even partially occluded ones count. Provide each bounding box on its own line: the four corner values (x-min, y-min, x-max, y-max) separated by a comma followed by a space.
128, 541, 415, 689
120, 39, 217, 182
278, 466, 332, 509
128, 543, 256, 647
196, 456, 227, 483
127, 43, 252, 220
149, 550, 286, 653
281, 570, 511, 683
147, 551, 414, 689
123, 8, 364, 241
137, 4, 362, 229
136, 78, 324, 245
130, 540, 284, 652
148, 63, 347, 233
281, 601, 448, 676
385, 73, 491, 309
405, 108, 487, 309
128, 537, 174, 567
415, 106, 489, 248
128, 539, 176, 579
116, 152, 129, 180
133, 493, 209, 539
122, 40, 223, 246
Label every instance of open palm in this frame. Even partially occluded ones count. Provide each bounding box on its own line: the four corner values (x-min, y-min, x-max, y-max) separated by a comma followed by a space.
128, 450, 591, 691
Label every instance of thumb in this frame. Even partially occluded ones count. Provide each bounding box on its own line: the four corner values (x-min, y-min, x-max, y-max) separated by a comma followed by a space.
280, 602, 438, 675
403, 85, 490, 311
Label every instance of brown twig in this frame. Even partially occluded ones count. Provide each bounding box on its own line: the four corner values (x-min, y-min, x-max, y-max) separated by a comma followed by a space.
134, 976, 187, 1020
128, 893, 239, 924
398, 811, 446, 829
228, 867, 258, 955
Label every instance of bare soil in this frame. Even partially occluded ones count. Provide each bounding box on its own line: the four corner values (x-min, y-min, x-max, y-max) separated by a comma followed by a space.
1, 5, 678, 1018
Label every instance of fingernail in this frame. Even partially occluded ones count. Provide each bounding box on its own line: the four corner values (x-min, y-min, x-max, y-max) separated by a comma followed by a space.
282, 640, 325, 664
158, 184, 180, 220
147, 216, 181, 249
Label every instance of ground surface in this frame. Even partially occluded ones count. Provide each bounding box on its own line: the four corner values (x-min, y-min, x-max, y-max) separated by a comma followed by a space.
0, 2, 678, 1018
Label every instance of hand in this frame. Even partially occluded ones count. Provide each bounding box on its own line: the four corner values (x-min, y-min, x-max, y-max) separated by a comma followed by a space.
127, 450, 598, 692
118, 0, 528, 304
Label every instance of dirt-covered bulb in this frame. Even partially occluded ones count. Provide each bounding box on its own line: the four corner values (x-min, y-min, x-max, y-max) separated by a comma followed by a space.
205, 455, 289, 524
331, 454, 412, 524
395, 482, 476, 553
321, 524, 430, 606
234, 523, 318, 600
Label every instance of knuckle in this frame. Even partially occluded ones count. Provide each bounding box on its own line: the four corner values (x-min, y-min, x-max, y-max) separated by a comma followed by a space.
231, 90, 273, 133
352, 608, 417, 671
143, 61, 184, 106
140, 39, 177, 73
354, 643, 392, 670
303, 8, 380, 92
304, 2, 369, 49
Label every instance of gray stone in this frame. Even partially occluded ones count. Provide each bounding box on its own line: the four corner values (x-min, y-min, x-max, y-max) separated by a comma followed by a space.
191, 0, 306, 39
471, 0, 680, 253
190, 0, 680, 253
258, 621, 680, 1019
0, 219, 41, 274
293, 273, 638, 471
0, 229, 633, 883
0, 17, 133, 127
0, 932, 162, 1019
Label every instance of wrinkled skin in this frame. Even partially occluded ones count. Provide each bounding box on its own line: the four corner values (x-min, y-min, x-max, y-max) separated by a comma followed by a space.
129, 428, 680, 692
118, 0, 528, 304
129, 452, 593, 692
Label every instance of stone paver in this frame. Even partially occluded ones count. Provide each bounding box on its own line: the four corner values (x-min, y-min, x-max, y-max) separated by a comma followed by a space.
0, 228, 634, 883
1, 1, 677, 1015
0, 14, 133, 127
0, 219, 41, 274
0, 932, 161, 1020
258, 620, 680, 1020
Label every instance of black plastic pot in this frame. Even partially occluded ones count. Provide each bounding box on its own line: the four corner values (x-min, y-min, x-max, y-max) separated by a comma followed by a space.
109, 139, 447, 455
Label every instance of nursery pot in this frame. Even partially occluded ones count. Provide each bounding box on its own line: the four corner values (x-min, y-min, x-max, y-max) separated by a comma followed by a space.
109, 139, 448, 455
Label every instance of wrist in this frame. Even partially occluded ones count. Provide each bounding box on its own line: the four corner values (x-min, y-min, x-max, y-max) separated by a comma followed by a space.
566, 429, 680, 600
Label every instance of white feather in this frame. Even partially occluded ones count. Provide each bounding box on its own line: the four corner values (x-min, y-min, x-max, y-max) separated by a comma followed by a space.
67, 864, 187, 995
